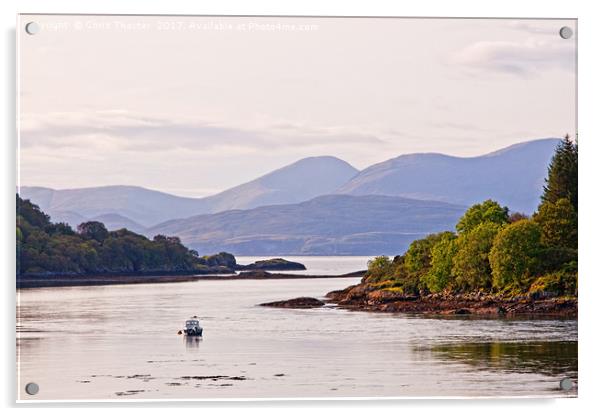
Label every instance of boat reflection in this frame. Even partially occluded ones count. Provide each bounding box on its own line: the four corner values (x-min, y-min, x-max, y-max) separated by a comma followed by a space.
183, 335, 203, 351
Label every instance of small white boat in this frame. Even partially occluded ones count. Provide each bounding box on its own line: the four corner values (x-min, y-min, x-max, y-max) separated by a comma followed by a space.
180, 316, 203, 336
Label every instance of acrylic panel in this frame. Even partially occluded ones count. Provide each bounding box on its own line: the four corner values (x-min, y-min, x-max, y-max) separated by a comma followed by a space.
16, 15, 578, 401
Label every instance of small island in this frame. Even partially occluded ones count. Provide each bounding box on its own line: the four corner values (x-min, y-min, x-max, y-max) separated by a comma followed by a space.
237, 258, 306, 271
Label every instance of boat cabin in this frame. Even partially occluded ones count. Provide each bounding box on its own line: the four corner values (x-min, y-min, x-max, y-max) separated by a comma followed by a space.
183, 316, 203, 336
186, 319, 200, 329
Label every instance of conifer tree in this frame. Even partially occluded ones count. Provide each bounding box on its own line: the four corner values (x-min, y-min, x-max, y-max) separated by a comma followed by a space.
541, 134, 578, 211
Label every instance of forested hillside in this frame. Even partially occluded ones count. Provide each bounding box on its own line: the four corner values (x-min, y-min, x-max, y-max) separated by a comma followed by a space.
16, 196, 234, 276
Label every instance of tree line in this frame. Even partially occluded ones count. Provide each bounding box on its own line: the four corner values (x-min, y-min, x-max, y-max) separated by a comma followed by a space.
16, 196, 234, 276
365, 136, 578, 297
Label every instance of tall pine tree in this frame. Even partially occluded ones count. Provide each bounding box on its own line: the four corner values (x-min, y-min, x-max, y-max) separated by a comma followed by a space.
541, 134, 578, 211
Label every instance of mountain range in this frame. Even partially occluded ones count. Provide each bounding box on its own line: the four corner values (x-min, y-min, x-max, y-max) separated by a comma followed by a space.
19, 138, 560, 255
337, 138, 558, 213
146, 195, 466, 255
19, 156, 358, 228
18, 185, 206, 229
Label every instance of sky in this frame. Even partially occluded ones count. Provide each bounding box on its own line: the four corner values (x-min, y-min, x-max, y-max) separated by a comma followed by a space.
18, 16, 576, 197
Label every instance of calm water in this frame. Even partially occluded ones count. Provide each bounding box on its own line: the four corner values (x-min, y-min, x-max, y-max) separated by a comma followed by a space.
17, 257, 577, 400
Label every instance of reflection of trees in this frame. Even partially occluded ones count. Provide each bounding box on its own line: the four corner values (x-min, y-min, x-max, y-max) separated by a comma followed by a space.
424, 341, 577, 377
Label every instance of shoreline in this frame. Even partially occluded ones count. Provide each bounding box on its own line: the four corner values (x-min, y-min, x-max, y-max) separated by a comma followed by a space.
16, 270, 365, 289
259, 282, 578, 318
325, 287, 578, 318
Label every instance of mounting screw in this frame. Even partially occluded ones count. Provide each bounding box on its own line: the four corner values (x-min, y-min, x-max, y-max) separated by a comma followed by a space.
559, 26, 573, 40
25, 382, 39, 395
25, 22, 40, 35
559, 377, 573, 390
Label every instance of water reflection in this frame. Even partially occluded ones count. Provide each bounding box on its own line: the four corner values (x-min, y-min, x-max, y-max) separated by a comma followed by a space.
183, 335, 203, 351
420, 341, 577, 378
17, 277, 577, 399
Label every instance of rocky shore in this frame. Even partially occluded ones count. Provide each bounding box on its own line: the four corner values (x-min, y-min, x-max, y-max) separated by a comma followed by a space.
325, 284, 577, 317
258, 280, 577, 317
260, 297, 325, 309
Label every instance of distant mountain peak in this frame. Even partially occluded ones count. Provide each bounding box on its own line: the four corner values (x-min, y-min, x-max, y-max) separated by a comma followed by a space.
336, 138, 561, 213
201, 155, 359, 212
294, 155, 356, 165
481, 138, 560, 158
19, 155, 360, 228
255, 155, 357, 177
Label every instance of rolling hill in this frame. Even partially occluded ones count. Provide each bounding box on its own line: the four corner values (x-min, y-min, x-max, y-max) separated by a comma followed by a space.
146, 194, 466, 255
19, 156, 359, 228
199, 156, 359, 212
336, 138, 560, 214
18, 185, 209, 228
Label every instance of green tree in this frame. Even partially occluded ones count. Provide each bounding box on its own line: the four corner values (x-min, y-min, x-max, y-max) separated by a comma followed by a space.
423, 232, 458, 293
46, 222, 75, 236
532, 198, 577, 275
17, 195, 50, 228
16, 194, 216, 276
533, 198, 577, 250
365, 256, 393, 283
201, 251, 237, 268
452, 222, 502, 290
541, 135, 578, 211
77, 221, 109, 242
456, 200, 509, 234
387, 254, 422, 295
509, 212, 529, 223
404, 232, 449, 275
489, 219, 543, 290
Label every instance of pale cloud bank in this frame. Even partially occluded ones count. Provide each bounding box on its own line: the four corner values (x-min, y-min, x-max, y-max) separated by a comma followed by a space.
452, 38, 575, 76
20, 110, 386, 153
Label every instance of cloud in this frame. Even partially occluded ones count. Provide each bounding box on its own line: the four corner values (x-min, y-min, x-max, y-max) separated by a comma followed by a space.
18, 110, 396, 196
452, 38, 575, 77
19, 110, 385, 153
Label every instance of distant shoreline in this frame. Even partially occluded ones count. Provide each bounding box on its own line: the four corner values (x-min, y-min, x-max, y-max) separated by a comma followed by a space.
16, 270, 365, 289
